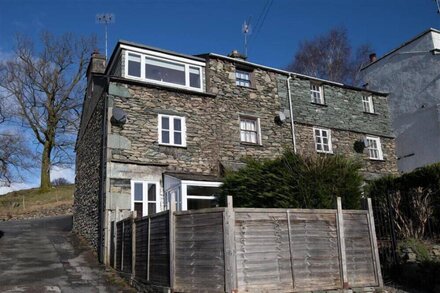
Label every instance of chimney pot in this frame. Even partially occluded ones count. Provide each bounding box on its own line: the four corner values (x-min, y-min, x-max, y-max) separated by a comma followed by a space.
228, 49, 247, 60
369, 53, 377, 63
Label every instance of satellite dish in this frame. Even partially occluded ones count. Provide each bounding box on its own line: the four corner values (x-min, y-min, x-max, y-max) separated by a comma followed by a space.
274, 111, 286, 125
111, 108, 127, 126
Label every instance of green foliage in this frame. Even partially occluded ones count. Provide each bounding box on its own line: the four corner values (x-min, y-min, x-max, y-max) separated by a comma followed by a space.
398, 238, 431, 262
221, 151, 363, 209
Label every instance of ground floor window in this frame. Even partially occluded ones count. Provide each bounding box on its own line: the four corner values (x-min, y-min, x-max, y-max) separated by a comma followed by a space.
131, 180, 160, 218
164, 176, 222, 211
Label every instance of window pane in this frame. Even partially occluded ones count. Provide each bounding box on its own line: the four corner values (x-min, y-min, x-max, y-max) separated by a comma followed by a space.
134, 203, 143, 218
174, 118, 181, 131
174, 132, 182, 145
187, 198, 216, 210
145, 57, 185, 85
148, 203, 156, 215
128, 54, 141, 77
189, 67, 201, 88
148, 184, 156, 201
134, 183, 143, 201
162, 116, 169, 129
162, 130, 170, 143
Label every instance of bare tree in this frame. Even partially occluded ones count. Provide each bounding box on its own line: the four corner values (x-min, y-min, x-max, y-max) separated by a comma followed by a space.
287, 27, 373, 85
0, 32, 96, 190
0, 131, 32, 186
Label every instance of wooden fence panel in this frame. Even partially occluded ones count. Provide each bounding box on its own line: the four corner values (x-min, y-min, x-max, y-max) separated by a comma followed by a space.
135, 218, 149, 281
116, 221, 123, 270
149, 212, 170, 286
290, 212, 341, 292
343, 211, 378, 287
235, 211, 294, 292
174, 211, 225, 292
122, 219, 132, 273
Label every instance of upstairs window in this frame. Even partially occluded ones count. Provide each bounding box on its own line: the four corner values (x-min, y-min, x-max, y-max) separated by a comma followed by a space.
124, 48, 204, 91
366, 136, 383, 160
235, 69, 252, 87
240, 116, 260, 144
313, 128, 332, 153
310, 83, 324, 104
362, 95, 375, 113
158, 114, 186, 147
127, 53, 141, 77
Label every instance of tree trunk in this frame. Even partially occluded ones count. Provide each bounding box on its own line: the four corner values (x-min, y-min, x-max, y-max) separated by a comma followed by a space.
40, 141, 52, 191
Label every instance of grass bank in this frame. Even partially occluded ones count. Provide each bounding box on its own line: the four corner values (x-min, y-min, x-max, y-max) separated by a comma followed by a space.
0, 185, 74, 220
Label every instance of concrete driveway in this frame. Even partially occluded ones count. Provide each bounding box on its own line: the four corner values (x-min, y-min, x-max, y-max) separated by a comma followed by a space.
0, 216, 133, 293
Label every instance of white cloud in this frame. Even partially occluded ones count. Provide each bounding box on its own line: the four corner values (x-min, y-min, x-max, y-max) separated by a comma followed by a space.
50, 166, 75, 184
0, 182, 37, 195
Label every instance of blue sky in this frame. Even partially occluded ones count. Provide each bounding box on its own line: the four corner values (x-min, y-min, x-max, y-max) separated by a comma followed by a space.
0, 0, 439, 193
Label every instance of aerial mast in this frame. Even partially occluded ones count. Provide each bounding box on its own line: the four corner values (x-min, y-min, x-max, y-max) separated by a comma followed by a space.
96, 13, 115, 60
242, 18, 251, 58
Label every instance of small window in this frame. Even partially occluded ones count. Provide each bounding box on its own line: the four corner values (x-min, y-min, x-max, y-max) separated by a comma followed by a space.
131, 181, 160, 218
362, 95, 375, 113
240, 116, 260, 144
158, 114, 186, 147
313, 128, 332, 153
235, 69, 252, 87
366, 136, 383, 160
310, 83, 324, 104
127, 53, 141, 77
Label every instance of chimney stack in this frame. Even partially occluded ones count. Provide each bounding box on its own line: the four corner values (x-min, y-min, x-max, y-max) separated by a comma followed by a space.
369, 53, 377, 63
228, 49, 247, 60
87, 50, 106, 81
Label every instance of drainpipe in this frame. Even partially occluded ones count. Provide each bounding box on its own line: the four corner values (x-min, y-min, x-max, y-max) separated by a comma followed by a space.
286, 75, 297, 153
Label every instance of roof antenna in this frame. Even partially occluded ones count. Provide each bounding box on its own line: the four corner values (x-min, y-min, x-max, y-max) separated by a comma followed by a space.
435, 0, 440, 13
96, 13, 115, 60
242, 18, 251, 58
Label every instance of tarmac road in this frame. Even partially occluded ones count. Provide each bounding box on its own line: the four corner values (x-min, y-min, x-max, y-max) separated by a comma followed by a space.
0, 215, 132, 293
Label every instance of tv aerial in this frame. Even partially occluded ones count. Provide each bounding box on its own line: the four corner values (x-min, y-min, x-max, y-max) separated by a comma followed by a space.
96, 13, 115, 60
242, 18, 251, 57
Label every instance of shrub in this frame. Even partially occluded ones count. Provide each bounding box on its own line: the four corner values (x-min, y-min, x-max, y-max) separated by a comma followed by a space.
221, 151, 363, 209
51, 177, 71, 186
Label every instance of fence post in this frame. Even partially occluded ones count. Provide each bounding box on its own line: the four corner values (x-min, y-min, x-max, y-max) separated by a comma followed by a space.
131, 211, 137, 279
121, 220, 125, 271
224, 195, 237, 293
336, 197, 348, 289
114, 207, 119, 269
147, 216, 151, 281
169, 193, 176, 290
286, 210, 295, 289
367, 198, 384, 288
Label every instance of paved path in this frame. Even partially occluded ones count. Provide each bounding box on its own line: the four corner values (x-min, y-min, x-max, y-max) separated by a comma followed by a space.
0, 216, 133, 293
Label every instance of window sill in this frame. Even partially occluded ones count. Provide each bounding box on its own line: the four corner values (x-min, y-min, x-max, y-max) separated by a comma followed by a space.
368, 158, 385, 162
316, 151, 333, 155
311, 102, 328, 107
159, 143, 187, 149
240, 142, 263, 147
236, 85, 257, 90
363, 111, 378, 115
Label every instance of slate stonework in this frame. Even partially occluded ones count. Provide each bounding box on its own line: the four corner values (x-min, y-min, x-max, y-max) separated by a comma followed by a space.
74, 95, 104, 251
294, 123, 398, 179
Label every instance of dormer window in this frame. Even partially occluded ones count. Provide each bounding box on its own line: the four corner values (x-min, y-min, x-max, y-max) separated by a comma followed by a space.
123, 47, 205, 92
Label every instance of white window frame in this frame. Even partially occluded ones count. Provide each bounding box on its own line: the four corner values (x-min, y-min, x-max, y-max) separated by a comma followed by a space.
365, 136, 383, 160
181, 181, 222, 211
362, 95, 375, 113
313, 127, 333, 154
130, 180, 161, 217
123, 46, 204, 92
239, 116, 261, 145
235, 69, 252, 87
158, 114, 187, 147
310, 83, 324, 104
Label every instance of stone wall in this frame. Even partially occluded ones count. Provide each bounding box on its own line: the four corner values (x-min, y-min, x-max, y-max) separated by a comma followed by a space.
294, 123, 398, 180
277, 76, 392, 137
107, 57, 293, 177
74, 94, 104, 251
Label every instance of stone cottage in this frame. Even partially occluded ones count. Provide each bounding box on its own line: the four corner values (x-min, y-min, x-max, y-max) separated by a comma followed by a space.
74, 40, 397, 262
